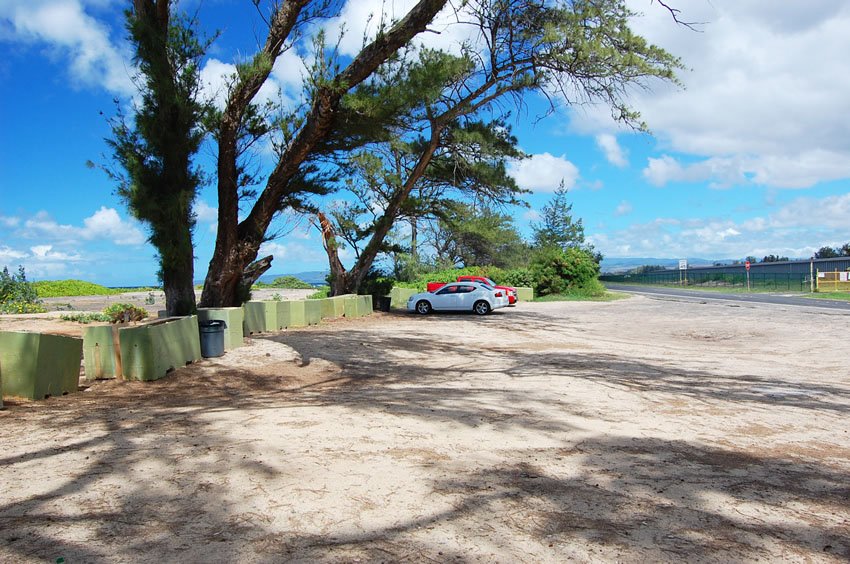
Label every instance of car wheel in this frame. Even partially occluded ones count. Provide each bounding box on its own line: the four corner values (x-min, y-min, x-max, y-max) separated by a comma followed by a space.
415, 300, 432, 315
473, 300, 490, 315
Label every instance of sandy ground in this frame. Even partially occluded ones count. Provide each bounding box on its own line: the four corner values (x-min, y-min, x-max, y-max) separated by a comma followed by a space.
0, 293, 848, 562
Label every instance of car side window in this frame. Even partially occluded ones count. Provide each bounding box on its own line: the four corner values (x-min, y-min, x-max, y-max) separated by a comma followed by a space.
436, 286, 457, 295
458, 285, 475, 293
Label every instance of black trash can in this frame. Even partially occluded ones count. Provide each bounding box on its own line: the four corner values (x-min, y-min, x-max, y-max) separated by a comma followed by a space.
199, 319, 227, 358
375, 296, 392, 312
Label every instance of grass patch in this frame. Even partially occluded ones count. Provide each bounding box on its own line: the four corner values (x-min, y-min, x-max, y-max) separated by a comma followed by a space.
60, 312, 112, 323
534, 290, 627, 302
254, 276, 315, 290
607, 282, 808, 294
34, 280, 160, 298
804, 292, 850, 301
307, 286, 330, 299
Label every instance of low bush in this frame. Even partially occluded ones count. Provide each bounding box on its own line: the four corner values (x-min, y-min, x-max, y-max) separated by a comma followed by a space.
257, 275, 313, 289
0, 266, 46, 314
307, 286, 330, 299
102, 303, 148, 323
530, 247, 600, 296
34, 279, 122, 297
60, 312, 112, 323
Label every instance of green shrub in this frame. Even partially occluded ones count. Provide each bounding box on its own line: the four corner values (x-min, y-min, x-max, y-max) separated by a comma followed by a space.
60, 312, 112, 323
102, 303, 149, 323
0, 266, 46, 314
34, 279, 122, 297
499, 268, 533, 288
307, 286, 330, 299
530, 247, 600, 296
256, 275, 313, 289
359, 275, 395, 299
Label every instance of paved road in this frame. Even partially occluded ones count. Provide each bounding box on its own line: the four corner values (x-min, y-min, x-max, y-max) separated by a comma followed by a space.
605, 283, 850, 312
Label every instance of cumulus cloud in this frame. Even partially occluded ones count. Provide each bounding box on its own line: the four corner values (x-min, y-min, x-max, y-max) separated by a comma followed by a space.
0, 215, 21, 228
508, 153, 580, 193
595, 134, 628, 167
0, 246, 27, 263
571, 1, 850, 189
20, 207, 145, 246
591, 193, 850, 259
0, 0, 134, 96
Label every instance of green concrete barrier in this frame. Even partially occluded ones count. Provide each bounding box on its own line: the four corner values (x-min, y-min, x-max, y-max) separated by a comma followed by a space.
197, 307, 244, 350
243, 301, 278, 334
343, 295, 359, 318
515, 287, 534, 301
304, 300, 322, 325
83, 325, 121, 380
389, 287, 417, 309
0, 331, 82, 400
318, 297, 345, 319
279, 300, 305, 328
119, 316, 201, 382
357, 295, 373, 317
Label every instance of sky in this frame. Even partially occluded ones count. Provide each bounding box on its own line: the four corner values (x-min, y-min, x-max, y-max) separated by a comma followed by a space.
2, 0, 850, 286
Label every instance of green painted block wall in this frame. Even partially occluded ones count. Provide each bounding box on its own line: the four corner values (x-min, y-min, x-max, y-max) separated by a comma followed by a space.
0, 331, 82, 400
243, 301, 278, 334
515, 287, 534, 301
357, 295, 373, 317
119, 316, 201, 382
304, 300, 322, 325
284, 300, 306, 327
343, 296, 359, 318
319, 298, 343, 319
389, 287, 417, 309
83, 325, 120, 380
197, 307, 244, 351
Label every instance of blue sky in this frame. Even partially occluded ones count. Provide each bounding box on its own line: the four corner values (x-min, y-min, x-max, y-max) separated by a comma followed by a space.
2, 1, 850, 286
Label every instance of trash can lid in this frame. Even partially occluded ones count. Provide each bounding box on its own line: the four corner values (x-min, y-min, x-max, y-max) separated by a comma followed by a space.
199, 319, 227, 328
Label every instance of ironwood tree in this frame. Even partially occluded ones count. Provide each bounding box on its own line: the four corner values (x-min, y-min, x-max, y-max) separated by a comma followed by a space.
105, 0, 207, 316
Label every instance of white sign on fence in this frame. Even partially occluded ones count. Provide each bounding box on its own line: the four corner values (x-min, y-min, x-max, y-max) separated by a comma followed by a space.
678, 259, 688, 270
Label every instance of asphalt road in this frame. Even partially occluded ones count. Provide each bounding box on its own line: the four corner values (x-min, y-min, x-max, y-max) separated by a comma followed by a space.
605, 283, 850, 312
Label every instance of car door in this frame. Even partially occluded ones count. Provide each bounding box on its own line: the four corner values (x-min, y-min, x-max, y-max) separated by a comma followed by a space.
453, 284, 477, 310
432, 284, 461, 310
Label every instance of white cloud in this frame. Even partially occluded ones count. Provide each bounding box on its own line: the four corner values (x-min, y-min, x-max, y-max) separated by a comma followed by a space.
508, 153, 579, 193
570, 1, 850, 189
30, 244, 82, 261
1, 0, 134, 96
81, 207, 145, 245
0, 246, 27, 263
0, 215, 21, 228
258, 240, 325, 265
21, 207, 145, 246
614, 201, 632, 216
195, 200, 218, 223
595, 134, 627, 167
591, 193, 850, 259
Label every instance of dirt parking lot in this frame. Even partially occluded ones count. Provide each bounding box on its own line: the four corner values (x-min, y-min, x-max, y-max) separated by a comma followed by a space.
1, 294, 848, 562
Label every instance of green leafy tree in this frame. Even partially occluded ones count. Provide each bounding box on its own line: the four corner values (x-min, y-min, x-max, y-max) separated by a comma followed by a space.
761, 255, 789, 263
530, 247, 601, 296
104, 1, 207, 315
532, 183, 586, 250
199, 0, 681, 306
429, 203, 529, 269
838, 243, 850, 257
815, 246, 839, 259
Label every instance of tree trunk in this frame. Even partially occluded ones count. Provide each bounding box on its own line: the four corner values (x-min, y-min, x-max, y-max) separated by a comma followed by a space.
200, 0, 448, 307
315, 212, 352, 296
161, 221, 196, 316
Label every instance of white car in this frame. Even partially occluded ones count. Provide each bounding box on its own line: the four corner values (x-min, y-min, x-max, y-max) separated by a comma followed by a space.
407, 282, 508, 315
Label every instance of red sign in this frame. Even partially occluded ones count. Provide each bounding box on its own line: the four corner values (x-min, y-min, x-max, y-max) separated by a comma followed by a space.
745, 261, 751, 271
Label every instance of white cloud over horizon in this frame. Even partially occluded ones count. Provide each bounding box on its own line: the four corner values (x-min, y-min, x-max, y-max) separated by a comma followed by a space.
595, 134, 628, 168
590, 192, 850, 259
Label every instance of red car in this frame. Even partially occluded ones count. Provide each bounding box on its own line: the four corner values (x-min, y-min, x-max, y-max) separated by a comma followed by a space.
426, 275, 517, 305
